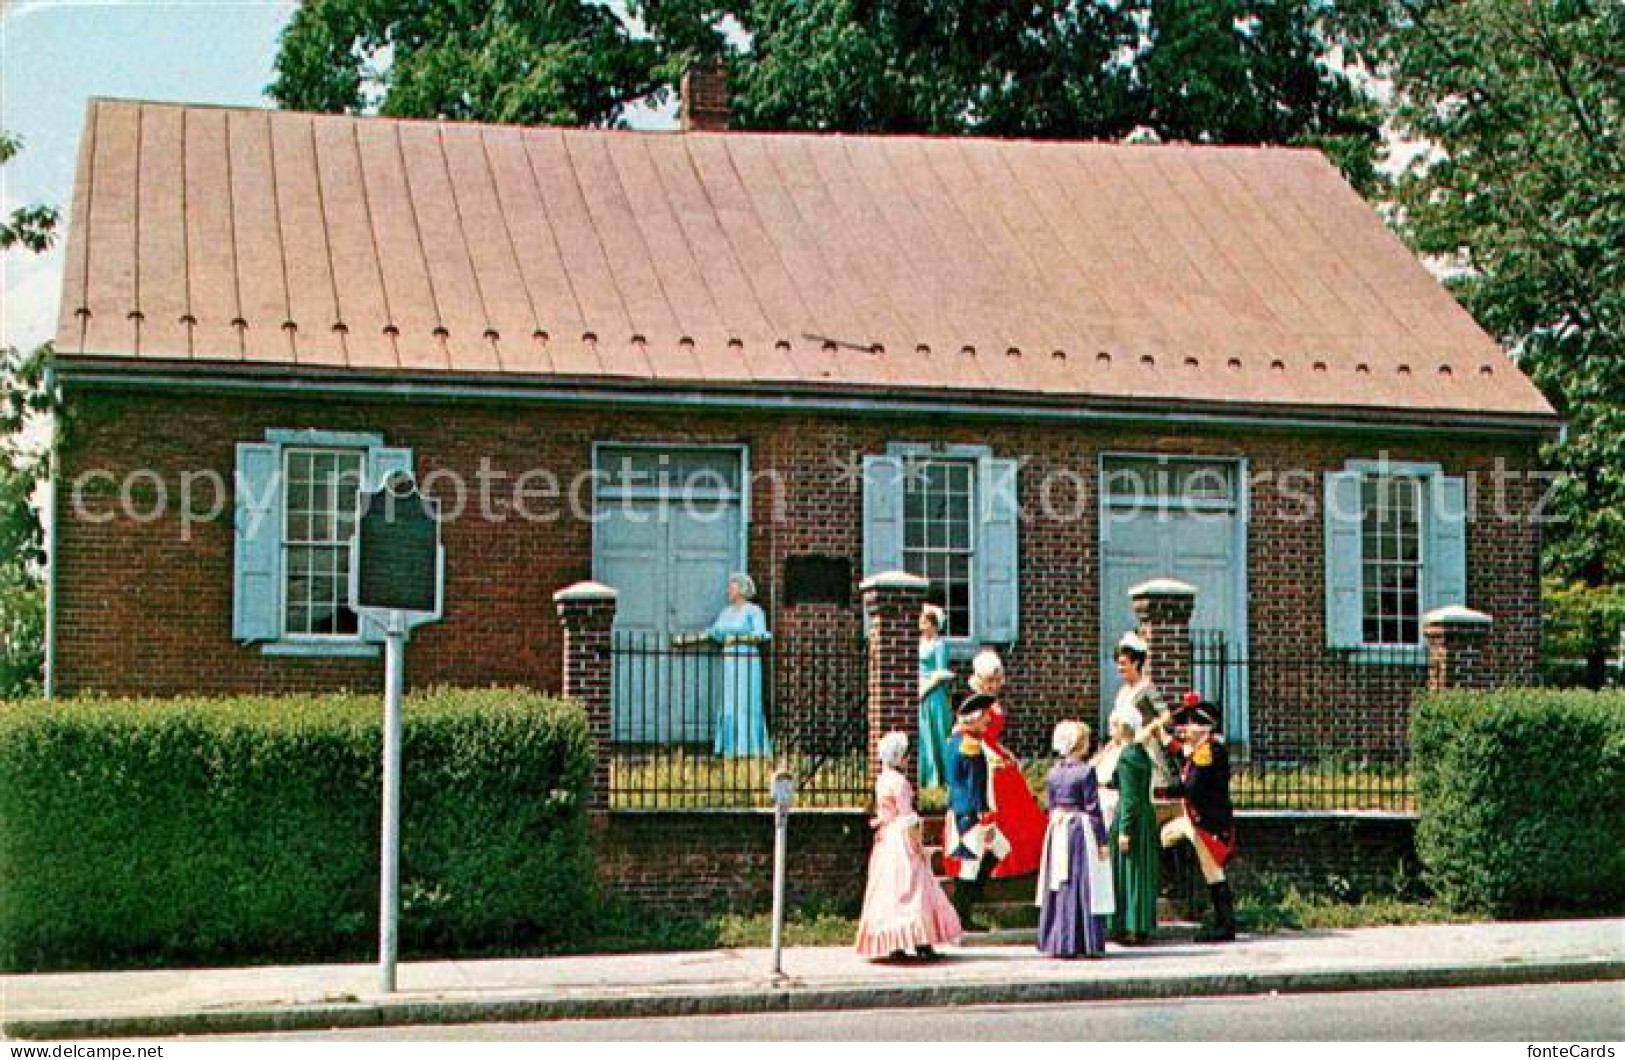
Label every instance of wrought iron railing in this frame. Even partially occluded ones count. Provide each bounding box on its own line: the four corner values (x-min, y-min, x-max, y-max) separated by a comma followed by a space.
607, 632, 870, 809
1190, 629, 1427, 813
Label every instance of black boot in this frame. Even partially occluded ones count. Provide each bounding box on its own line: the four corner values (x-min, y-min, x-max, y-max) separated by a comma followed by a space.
1197, 881, 1236, 942
953, 878, 984, 931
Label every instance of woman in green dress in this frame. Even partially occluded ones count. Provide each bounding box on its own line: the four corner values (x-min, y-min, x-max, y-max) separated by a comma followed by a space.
1103, 709, 1159, 944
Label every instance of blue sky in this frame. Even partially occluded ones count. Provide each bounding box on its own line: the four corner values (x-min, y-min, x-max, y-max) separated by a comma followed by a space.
2, 0, 299, 351
0, 0, 682, 356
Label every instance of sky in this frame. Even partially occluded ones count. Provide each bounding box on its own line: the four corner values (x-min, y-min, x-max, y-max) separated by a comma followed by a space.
0, 1, 308, 353
0, 0, 683, 359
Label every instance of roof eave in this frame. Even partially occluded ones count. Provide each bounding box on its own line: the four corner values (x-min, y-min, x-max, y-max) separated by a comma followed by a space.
51, 355, 1562, 438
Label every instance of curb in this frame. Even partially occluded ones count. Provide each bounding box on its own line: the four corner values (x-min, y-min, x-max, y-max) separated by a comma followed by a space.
6, 958, 1622, 1039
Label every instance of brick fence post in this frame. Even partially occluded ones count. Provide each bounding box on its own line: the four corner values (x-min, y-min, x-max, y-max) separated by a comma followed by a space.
555, 581, 618, 810
1424, 605, 1494, 691
1129, 577, 1198, 706
861, 571, 930, 786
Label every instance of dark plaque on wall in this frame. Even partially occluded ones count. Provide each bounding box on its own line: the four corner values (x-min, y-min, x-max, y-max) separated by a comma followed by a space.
784, 555, 852, 607
354, 481, 442, 615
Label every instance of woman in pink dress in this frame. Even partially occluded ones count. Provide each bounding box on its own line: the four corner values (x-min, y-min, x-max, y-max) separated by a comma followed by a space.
855, 731, 964, 961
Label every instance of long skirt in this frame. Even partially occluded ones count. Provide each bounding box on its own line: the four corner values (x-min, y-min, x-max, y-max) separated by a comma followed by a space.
1036, 812, 1113, 958
1109, 810, 1160, 937
855, 823, 963, 957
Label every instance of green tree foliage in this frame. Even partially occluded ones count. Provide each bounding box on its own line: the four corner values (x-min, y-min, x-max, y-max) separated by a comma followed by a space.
1382, 0, 1623, 586
1543, 577, 1625, 687
268, 0, 662, 126
270, 0, 1383, 181
0, 133, 56, 700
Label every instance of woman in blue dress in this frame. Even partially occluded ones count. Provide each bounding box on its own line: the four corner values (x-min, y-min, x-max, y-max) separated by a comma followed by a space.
916, 604, 955, 789
707, 572, 772, 758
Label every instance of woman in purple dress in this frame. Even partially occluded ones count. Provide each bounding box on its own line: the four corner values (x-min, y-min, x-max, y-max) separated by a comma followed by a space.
1035, 721, 1115, 958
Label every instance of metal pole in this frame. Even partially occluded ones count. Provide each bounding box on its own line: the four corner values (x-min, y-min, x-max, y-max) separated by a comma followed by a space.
380, 613, 406, 994
770, 801, 788, 980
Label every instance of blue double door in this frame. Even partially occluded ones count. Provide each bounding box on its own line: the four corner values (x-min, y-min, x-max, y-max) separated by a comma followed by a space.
593, 447, 745, 744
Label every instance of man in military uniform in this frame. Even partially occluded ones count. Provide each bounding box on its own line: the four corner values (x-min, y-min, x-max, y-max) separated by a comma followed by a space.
943, 693, 1009, 931
1160, 696, 1237, 942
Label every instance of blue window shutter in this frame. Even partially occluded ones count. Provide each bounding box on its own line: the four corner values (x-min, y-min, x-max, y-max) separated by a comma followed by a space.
862, 454, 905, 577
1427, 474, 1468, 610
360, 446, 415, 642
366, 446, 415, 491
1324, 470, 1363, 648
233, 442, 282, 643
977, 456, 1020, 644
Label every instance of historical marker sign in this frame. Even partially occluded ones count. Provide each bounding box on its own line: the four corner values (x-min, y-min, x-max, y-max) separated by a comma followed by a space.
350, 474, 444, 624
346, 469, 444, 995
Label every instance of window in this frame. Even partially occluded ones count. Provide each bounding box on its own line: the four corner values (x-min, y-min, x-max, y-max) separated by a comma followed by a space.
282, 448, 365, 638
1361, 475, 1423, 646
903, 458, 976, 637
1324, 460, 1465, 652
233, 431, 410, 655
862, 444, 1019, 647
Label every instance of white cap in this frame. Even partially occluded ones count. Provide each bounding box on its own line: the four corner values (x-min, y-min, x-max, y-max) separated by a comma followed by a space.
878, 731, 909, 768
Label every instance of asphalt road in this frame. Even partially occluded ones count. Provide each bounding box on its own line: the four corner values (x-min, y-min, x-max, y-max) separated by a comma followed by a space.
216, 981, 1625, 1041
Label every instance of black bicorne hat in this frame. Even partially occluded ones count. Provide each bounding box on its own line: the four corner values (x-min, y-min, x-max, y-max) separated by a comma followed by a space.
958, 692, 998, 718
1174, 695, 1223, 730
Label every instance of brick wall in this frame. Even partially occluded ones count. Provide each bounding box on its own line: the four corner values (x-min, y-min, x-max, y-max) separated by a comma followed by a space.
591, 810, 869, 914
54, 387, 1544, 760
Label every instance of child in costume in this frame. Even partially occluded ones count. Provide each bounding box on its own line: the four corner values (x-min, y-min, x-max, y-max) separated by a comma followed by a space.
943, 694, 1008, 930
855, 731, 963, 960
1036, 721, 1114, 958
1160, 695, 1238, 942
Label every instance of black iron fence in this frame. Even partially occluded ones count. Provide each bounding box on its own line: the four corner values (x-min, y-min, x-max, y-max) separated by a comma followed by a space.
607, 631, 870, 809
1190, 629, 1427, 813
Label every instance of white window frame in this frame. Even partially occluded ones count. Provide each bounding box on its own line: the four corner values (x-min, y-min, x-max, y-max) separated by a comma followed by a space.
1360, 472, 1427, 648
279, 445, 368, 644
886, 442, 994, 652
902, 454, 979, 643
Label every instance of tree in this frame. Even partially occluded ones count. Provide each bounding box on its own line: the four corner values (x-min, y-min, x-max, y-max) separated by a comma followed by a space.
1381, 0, 1623, 595
269, 0, 662, 127
270, 0, 1384, 183
0, 132, 57, 699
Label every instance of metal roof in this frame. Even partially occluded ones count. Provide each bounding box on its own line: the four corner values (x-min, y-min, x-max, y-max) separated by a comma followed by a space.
54, 98, 1555, 419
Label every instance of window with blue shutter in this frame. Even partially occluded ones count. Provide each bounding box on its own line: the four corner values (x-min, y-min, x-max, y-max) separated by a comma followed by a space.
232, 430, 408, 657
863, 444, 1019, 648
1324, 460, 1468, 652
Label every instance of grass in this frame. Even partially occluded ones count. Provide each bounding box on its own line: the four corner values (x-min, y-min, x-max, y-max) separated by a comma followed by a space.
610, 750, 870, 809
612, 745, 1415, 813
1237, 872, 1472, 934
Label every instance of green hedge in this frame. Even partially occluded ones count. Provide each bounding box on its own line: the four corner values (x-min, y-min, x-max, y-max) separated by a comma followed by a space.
1413, 687, 1625, 916
0, 688, 596, 970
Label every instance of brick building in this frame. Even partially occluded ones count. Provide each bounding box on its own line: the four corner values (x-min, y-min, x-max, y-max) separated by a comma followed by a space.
48, 97, 1556, 770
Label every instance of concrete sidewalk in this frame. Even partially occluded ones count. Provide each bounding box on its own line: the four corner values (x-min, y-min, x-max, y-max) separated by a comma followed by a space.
4, 920, 1622, 1039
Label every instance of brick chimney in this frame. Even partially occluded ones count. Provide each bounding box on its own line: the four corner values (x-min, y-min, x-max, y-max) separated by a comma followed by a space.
680, 63, 730, 132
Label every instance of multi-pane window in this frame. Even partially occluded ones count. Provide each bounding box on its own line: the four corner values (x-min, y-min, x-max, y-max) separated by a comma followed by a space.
1361, 475, 1423, 645
903, 458, 975, 637
282, 448, 365, 637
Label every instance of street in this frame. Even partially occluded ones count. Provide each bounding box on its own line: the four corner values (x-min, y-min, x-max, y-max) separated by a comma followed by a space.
218, 982, 1623, 1041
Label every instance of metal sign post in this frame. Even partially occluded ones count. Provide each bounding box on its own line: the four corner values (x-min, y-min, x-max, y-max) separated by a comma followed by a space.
769, 768, 795, 982
378, 610, 406, 994
350, 472, 444, 996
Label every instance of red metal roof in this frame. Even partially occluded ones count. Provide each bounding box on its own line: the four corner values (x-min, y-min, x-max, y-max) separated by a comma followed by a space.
54, 99, 1555, 419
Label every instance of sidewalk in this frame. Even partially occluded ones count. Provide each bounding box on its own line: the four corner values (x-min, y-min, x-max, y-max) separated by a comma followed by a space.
4, 920, 1622, 1039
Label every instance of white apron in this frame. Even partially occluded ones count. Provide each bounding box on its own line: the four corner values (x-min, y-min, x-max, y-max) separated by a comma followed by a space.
1035, 808, 1116, 916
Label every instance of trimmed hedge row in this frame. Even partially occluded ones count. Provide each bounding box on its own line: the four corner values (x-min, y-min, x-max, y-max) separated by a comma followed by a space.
1413, 687, 1625, 916
0, 688, 596, 971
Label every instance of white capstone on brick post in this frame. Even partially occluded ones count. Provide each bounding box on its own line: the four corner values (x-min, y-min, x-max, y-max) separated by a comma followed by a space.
1424, 605, 1494, 691
861, 571, 931, 785
555, 581, 618, 810
1129, 578, 1198, 706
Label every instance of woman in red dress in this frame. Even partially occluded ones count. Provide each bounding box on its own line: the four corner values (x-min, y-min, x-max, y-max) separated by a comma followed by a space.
968, 651, 1047, 879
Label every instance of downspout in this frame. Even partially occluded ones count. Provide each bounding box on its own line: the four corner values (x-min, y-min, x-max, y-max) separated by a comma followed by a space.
42, 362, 58, 701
